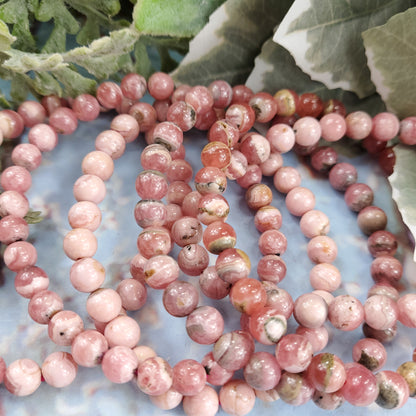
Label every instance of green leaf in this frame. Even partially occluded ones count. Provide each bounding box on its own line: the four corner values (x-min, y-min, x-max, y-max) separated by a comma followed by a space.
24, 209, 43, 224
2, 49, 66, 73
133, 0, 224, 37
388, 145, 416, 261
28, 71, 63, 97
36, 0, 80, 34
134, 37, 153, 78
76, 15, 100, 46
274, 0, 416, 98
53, 67, 96, 97
41, 24, 66, 53
0, 0, 36, 51
10, 72, 28, 103
0, 18, 16, 50
362, 7, 416, 119
172, 0, 293, 86
246, 37, 386, 116
0, 90, 11, 108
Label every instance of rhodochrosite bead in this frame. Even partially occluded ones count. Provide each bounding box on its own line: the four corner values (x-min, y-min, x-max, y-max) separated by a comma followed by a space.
306, 353, 346, 393
4, 359, 42, 396
229, 277, 267, 315
101, 346, 138, 384
219, 379, 256, 416
172, 359, 206, 396
163, 280, 198, 317
182, 385, 219, 416
186, 306, 224, 344
243, 351, 281, 391
150, 388, 183, 411
352, 338, 387, 371
136, 356, 173, 396
248, 307, 287, 345
71, 329, 109, 367
215, 248, 251, 284
275, 334, 313, 373
276, 371, 315, 406
376, 370, 409, 409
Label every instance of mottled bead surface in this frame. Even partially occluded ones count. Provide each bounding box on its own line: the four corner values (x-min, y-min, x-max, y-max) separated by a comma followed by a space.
307, 353, 346, 393
275, 334, 313, 373
352, 338, 387, 371
71, 329, 109, 367
328, 295, 364, 331
219, 379, 256, 416
4, 359, 42, 396
276, 371, 315, 406
136, 356, 173, 396
48, 310, 84, 346
101, 346, 138, 384
163, 280, 199, 317
41, 352, 78, 388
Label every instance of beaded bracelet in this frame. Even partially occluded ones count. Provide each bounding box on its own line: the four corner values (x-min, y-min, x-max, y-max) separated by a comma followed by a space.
0, 71, 416, 416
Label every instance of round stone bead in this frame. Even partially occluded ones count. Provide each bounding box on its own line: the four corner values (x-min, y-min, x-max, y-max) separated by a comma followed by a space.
116, 278, 147, 311
248, 306, 287, 345
300, 210, 330, 238
104, 315, 141, 348
329, 162, 358, 191
345, 111, 372, 140
328, 295, 364, 331
293, 116, 321, 146
73, 174, 106, 204
199, 266, 231, 300
273, 166, 301, 193
352, 338, 387, 371
28, 289, 64, 324
63, 228, 97, 260
397, 294, 416, 328
3, 241, 37, 272
151, 121, 183, 151
0, 215, 29, 245
0, 190, 30, 218
182, 385, 219, 416
257, 254, 286, 284
48, 310, 84, 346
4, 359, 42, 396
71, 329, 109, 367
295, 325, 329, 353
340, 363, 379, 406
286, 186, 315, 216
266, 123, 295, 153
399, 116, 416, 145
309, 263, 341, 292
86, 288, 122, 323
17, 100, 46, 127
320, 113, 346, 142
150, 387, 183, 411
293, 293, 328, 328
244, 351, 281, 391
367, 230, 398, 257
370, 255, 403, 285
219, 380, 256, 416
201, 352, 234, 386
172, 359, 207, 396
202, 221, 236, 254
239, 133, 271, 164
364, 294, 398, 330
1, 165, 32, 193
136, 356, 173, 396
396, 361, 416, 397
275, 334, 313, 373
344, 183, 374, 212
136, 226, 172, 258
11, 143, 42, 171
41, 352, 78, 388
245, 184, 273, 210
28, 123, 58, 152
371, 112, 400, 142
163, 280, 199, 317
254, 205, 282, 232
376, 370, 409, 409
276, 371, 315, 406
307, 236, 338, 263
357, 206, 388, 235
144, 254, 180, 289
14, 265, 49, 298
171, 216, 203, 247
101, 346, 138, 384
258, 229, 287, 256
178, 244, 209, 276
215, 248, 251, 284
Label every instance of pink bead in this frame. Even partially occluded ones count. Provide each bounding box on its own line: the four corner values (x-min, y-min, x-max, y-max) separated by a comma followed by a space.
143, 254, 179, 289
185, 85, 214, 114
371, 112, 400, 142
11, 143, 42, 171
266, 123, 295, 153
178, 244, 209, 276
133, 345, 157, 365
134, 200, 167, 228
293, 293, 328, 328
183, 385, 219, 416
116, 278, 147, 311
328, 295, 364, 331
215, 248, 251, 285
260, 152, 284, 176
101, 346, 138, 384
273, 166, 301, 193
171, 216, 203, 247
0, 109, 24, 139
309, 263, 341, 292
397, 293, 416, 328
41, 352, 77, 388
320, 113, 346, 142
166, 180, 192, 205
277, 371, 315, 405
96, 82, 123, 109
364, 294, 398, 330
345, 111, 372, 140
68, 200, 101, 231
72, 94, 100, 121
73, 174, 106, 204
236, 164, 262, 189
285, 186, 315, 216
48, 310, 84, 346
313, 289, 335, 306
110, 114, 140, 143
14, 265, 49, 298
209, 79, 233, 108
329, 162, 357, 191
141, 144, 172, 172
17, 100, 46, 127
375, 370, 409, 409
121, 73, 147, 100
166, 159, 193, 183
71, 329, 109, 367
0, 215, 29, 244
239, 133, 271, 164
81, 150, 114, 181
399, 116, 416, 145
163, 280, 198, 317
293, 116, 321, 146
199, 266, 231, 300
307, 353, 346, 393
41, 95, 66, 116
243, 351, 281, 391
150, 387, 183, 411
340, 363, 379, 406
49, 107, 78, 135
136, 356, 173, 396
86, 288, 122, 323
1, 165, 32, 193
186, 305, 224, 344
95, 130, 126, 159
208, 119, 240, 148
63, 228, 97, 260
150, 121, 183, 152
4, 359, 41, 396
70, 257, 105, 292
219, 380, 256, 416
28, 289, 63, 324
129, 102, 157, 133
28, 123, 58, 152
225, 103, 255, 133
104, 315, 140, 348
300, 209, 330, 238
182, 191, 202, 218
0, 190, 29, 218
307, 235, 338, 263
275, 333, 313, 373
352, 338, 387, 371
224, 150, 248, 180
231, 84, 254, 104
148, 72, 174, 100
172, 359, 206, 396
258, 229, 287, 256
137, 226, 172, 258
257, 255, 286, 284
135, 170, 168, 200
213, 331, 255, 371
201, 352, 233, 386
295, 325, 329, 353
3, 241, 37, 272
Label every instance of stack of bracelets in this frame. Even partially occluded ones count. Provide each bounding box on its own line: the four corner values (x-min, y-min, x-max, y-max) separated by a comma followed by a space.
0, 71, 416, 415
